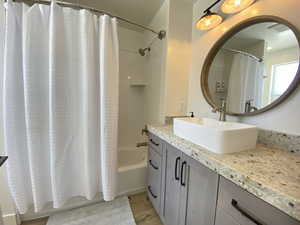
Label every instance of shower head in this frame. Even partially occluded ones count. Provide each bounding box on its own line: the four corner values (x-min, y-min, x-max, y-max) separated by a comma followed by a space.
138, 47, 150, 56
138, 30, 166, 57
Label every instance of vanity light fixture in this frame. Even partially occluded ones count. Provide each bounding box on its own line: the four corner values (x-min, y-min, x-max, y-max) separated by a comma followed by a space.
221, 0, 255, 14
196, 0, 256, 30
196, 0, 223, 30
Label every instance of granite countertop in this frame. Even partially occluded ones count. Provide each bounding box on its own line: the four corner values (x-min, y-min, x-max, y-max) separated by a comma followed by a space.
148, 125, 300, 222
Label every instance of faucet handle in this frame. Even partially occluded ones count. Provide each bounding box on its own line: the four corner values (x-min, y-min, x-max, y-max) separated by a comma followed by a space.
211, 107, 219, 113
141, 125, 148, 136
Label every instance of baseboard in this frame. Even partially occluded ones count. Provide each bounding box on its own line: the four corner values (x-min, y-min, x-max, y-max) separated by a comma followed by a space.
3, 214, 18, 225
118, 187, 146, 197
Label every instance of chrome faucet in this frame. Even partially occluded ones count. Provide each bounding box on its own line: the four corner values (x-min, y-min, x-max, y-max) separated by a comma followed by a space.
136, 142, 148, 148
141, 125, 148, 136
212, 99, 227, 122
245, 100, 258, 113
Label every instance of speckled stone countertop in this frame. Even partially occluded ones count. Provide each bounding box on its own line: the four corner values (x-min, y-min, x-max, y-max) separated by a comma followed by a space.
148, 125, 300, 222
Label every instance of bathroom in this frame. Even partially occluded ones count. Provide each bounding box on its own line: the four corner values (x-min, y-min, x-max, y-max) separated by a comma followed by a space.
0, 0, 300, 225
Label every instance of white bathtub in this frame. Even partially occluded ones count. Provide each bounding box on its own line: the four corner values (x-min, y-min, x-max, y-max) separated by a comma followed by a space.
117, 147, 148, 195
21, 147, 148, 221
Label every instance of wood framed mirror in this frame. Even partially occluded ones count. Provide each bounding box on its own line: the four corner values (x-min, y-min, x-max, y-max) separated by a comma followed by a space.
201, 16, 300, 116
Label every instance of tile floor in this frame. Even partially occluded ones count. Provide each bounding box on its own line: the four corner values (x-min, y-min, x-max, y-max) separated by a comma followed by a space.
128, 192, 163, 225
21, 192, 163, 225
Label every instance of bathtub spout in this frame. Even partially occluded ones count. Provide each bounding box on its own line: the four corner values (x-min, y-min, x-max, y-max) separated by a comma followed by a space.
136, 142, 148, 147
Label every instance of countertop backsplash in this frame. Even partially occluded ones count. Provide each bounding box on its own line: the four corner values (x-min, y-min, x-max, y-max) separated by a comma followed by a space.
258, 129, 300, 155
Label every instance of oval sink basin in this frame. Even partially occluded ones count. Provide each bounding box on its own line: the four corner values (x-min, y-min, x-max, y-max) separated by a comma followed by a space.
173, 118, 258, 154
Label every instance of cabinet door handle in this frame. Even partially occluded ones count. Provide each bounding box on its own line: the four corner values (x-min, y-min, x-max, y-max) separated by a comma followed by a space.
150, 139, 159, 146
175, 157, 180, 180
148, 185, 158, 199
231, 199, 264, 225
180, 161, 187, 186
149, 160, 159, 170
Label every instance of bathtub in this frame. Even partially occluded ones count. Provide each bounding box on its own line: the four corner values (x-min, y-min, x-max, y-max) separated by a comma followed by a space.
117, 147, 148, 195
21, 146, 148, 221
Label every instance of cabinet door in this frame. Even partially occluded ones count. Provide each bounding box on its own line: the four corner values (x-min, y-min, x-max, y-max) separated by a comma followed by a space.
179, 155, 219, 225
163, 144, 183, 225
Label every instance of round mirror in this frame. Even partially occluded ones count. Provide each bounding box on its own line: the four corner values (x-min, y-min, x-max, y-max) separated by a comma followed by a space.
201, 16, 300, 116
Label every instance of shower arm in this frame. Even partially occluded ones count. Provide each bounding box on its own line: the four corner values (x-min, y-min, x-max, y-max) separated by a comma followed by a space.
138, 30, 166, 55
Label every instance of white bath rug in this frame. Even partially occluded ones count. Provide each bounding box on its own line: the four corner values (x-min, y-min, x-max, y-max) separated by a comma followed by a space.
47, 196, 136, 225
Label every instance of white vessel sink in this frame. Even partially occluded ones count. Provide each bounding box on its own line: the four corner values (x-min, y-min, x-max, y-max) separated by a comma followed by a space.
173, 118, 258, 154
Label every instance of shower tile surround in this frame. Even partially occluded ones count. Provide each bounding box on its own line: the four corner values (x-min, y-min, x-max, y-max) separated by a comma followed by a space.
148, 125, 300, 222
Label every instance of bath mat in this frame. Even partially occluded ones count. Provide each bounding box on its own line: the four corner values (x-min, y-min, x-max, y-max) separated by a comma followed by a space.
47, 196, 136, 225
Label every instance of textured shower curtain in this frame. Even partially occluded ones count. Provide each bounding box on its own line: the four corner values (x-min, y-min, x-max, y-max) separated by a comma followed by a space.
2, 0, 119, 214
227, 54, 263, 113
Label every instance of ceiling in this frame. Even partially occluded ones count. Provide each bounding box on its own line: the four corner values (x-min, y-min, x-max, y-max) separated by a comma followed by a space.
224, 22, 298, 52
63, 0, 165, 29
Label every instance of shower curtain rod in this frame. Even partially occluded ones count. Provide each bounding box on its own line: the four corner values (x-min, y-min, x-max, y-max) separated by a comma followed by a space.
7, 0, 162, 36
222, 48, 263, 62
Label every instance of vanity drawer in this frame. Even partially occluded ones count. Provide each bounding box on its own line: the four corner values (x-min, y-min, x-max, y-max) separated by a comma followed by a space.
148, 133, 162, 154
216, 176, 300, 225
147, 146, 162, 213
148, 146, 162, 173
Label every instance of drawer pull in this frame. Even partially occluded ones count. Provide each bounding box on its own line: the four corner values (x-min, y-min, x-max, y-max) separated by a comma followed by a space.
175, 157, 180, 180
149, 160, 159, 170
231, 199, 264, 225
148, 185, 158, 199
180, 161, 187, 186
150, 139, 159, 146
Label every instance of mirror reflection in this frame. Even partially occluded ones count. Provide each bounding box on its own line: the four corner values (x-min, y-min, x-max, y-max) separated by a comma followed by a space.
208, 22, 299, 114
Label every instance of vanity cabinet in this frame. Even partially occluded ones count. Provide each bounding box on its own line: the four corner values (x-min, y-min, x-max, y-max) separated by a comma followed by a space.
163, 144, 182, 225
147, 133, 300, 225
162, 143, 218, 225
147, 145, 162, 213
147, 133, 165, 217
215, 177, 300, 225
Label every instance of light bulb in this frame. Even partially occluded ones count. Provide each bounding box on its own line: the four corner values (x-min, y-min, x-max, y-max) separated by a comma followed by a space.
221, 0, 255, 14
196, 12, 223, 30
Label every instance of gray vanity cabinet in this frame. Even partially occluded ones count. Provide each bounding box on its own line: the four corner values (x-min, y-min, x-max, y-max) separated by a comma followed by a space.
147, 133, 165, 217
180, 155, 219, 225
215, 177, 300, 225
162, 143, 218, 225
163, 144, 182, 225
148, 133, 300, 225
147, 146, 162, 213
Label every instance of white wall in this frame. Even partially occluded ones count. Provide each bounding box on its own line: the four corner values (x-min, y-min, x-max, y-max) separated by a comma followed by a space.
144, 0, 193, 124
118, 27, 147, 148
188, 0, 300, 134
144, 0, 169, 124
163, 0, 193, 117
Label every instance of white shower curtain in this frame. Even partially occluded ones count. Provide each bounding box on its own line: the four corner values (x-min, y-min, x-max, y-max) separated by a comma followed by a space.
2, 0, 119, 214
227, 54, 264, 113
